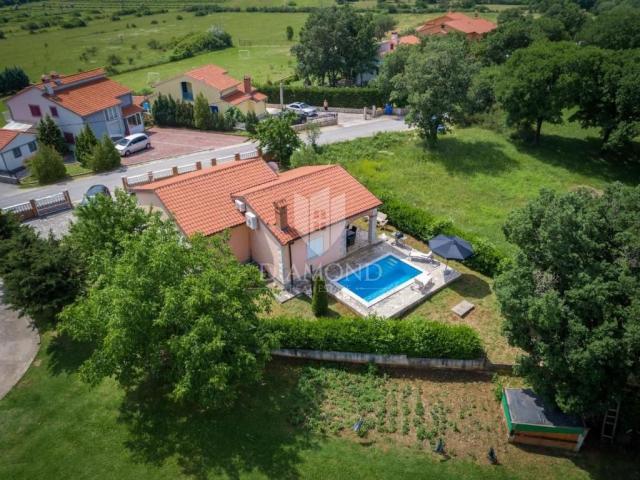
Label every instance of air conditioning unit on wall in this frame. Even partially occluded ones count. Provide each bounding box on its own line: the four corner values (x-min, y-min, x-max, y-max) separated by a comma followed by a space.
234, 199, 246, 212
245, 212, 258, 230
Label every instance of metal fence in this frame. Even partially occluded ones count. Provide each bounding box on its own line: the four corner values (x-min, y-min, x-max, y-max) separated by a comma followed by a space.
1, 190, 73, 221
122, 149, 261, 192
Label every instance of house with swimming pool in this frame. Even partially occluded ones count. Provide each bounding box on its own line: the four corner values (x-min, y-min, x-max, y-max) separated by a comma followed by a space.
134, 155, 459, 317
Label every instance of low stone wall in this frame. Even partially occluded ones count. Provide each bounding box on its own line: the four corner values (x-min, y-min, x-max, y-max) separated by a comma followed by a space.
291, 114, 338, 131
272, 348, 487, 371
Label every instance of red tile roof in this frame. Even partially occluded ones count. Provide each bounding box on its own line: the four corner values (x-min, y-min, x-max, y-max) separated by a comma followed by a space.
417, 12, 496, 36
134, 159, 278, 236
122, 103, 144, 117
34, 68, 106, 89
235, 165, 382, 245
0, 129, 19, 150
185, 65, 240, 92
399, 34, 420, 45
45, 77, 131, 117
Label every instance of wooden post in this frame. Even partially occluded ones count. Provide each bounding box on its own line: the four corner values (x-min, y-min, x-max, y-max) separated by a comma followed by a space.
147, 172, 153, 182
234, 153, 241, 161
195, 161, 202, 170
122, 177, 129, 191
211, 158, 217, 166
257, 148, 263, 158
172, 166, 178, 176
63, 190, 72, 208
29, 199, 37, 217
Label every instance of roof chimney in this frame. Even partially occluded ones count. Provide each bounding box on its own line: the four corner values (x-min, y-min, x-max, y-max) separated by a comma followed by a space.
274, 200, 288, 231
243, 75, 252, 93
43, 83, 53, 95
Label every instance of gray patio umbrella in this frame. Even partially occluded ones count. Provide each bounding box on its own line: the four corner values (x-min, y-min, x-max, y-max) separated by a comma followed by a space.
428, 234, 474, 269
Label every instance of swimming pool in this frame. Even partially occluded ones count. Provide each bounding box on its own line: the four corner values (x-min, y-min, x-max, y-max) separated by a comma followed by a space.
334, 254, 422, 306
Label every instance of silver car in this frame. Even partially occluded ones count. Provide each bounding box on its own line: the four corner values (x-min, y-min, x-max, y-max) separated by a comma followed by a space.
115, 133, 150, 157
285, 102, 317, 117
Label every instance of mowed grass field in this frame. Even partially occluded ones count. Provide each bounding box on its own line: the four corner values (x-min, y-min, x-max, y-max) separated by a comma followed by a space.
319, 122, 640, 252
1, 331, 634, 480
0, 4, 498, 92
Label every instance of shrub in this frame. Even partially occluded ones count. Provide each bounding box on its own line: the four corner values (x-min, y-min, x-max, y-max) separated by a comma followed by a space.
27, 144, 66, 184
244, 111, 259, 134
74, 124, 98, 167
0, 66, 29, 96
88, 135, 121, 172
377, 192, 507, 277
262, 316, 484, 360
311, 276, 328, 317
286, 25, 294, 41
256, 84, 386, 109
106, 53, 122, 66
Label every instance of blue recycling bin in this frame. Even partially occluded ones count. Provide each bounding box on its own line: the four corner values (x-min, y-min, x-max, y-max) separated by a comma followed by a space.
384, 103, 393, 115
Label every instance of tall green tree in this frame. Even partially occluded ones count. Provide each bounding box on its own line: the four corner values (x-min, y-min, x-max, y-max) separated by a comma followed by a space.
292, 6, 378, 86
496, 41, 576, 144
0, 66, 29, 96
27, 144, 66, 184
579, 6, 640, 49
193, 92, 214, 130
251, 113, 301, 169
36, 115, 67, 155
495, 185, 640, 416
311, 275, 329, 317
74, 124, 98, 167
88, 135, 121, 172
0, 212, 81, 324
392, 36, 478, 147
60, 223, 274, 408
65, 189, 159, 277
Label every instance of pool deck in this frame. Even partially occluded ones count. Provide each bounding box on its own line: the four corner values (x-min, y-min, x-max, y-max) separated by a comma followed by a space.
323, 240, 461, 318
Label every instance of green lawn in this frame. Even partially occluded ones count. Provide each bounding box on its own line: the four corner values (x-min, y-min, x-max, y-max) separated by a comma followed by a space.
1, 332, 634, 480
319, 123, 640, 252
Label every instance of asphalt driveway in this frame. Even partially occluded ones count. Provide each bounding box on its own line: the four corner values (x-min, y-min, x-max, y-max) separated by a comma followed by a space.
0, 289, 39, 400
120, 127, 247, 166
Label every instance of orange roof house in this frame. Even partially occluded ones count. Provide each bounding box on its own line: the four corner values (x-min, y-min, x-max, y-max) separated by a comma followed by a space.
153, 64, 267, 116
135, 157, 382, 286
379, 31, 421, 56
5, 68, 145, 149
416, 12, 496, 39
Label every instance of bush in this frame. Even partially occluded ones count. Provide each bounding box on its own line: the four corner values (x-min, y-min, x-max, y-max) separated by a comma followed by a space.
256, 84, 386, 109
377, 192, 507, 277
262, 316, 484, 360
244, 111, 259, 134
88, 135, 121, 172
170, 26, 232, 61
27, 144, 66, 184
0, 66, 29, 96
311, 276, 328, 316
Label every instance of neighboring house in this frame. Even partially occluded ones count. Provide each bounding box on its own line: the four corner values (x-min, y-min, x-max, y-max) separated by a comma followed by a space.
416, 12, 497, 39
378, 31, 421, 56
134, 158, 381, 286
5, 68, 145, 149
152, 65, 267, 116
0, 125, 37, 173
357, 31, 421, 85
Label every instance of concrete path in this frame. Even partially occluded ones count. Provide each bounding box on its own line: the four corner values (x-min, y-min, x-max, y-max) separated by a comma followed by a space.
0, 290, 40, 400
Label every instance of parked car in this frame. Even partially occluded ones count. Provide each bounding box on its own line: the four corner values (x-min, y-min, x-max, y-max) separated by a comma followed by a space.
80, 184, 111, 206
115, 133, 150, 157
285, 102, 317, 118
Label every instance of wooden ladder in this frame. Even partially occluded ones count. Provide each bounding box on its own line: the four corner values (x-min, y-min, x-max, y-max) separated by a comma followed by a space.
601, 400, 621, 442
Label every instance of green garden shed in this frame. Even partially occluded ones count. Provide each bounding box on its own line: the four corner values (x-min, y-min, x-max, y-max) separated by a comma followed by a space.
502, 388, 589, 451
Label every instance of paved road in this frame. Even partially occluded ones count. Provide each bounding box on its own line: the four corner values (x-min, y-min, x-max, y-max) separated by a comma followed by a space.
0, 116, 409, 209
0, 289, 39, 400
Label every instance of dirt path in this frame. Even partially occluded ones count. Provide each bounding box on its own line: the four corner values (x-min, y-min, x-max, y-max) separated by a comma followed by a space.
0, 291, 39, 400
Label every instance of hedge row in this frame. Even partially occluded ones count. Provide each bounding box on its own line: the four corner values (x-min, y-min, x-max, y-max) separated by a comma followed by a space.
376, 192, 508, 277
256, 84, 388, 109
262, 316, 484, 360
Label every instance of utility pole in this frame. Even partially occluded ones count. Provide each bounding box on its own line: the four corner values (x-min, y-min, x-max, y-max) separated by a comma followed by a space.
279, 81, 284, 110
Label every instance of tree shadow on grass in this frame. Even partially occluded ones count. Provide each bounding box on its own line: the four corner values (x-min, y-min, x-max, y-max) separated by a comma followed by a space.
427, 137, 518, 176
514, 134, 640, 186
448, 273, 492, 301
46, 332, 94, 375
117, 361, 321, 480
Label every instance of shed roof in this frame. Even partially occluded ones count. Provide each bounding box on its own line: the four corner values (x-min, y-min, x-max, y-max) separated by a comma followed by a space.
504, 389, 584, 430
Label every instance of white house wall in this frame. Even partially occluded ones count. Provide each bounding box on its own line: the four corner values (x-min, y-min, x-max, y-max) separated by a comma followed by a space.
0, 132, 37, 172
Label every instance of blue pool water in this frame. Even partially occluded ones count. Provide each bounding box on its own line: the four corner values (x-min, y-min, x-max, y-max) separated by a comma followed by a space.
336, 255, 421, 303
